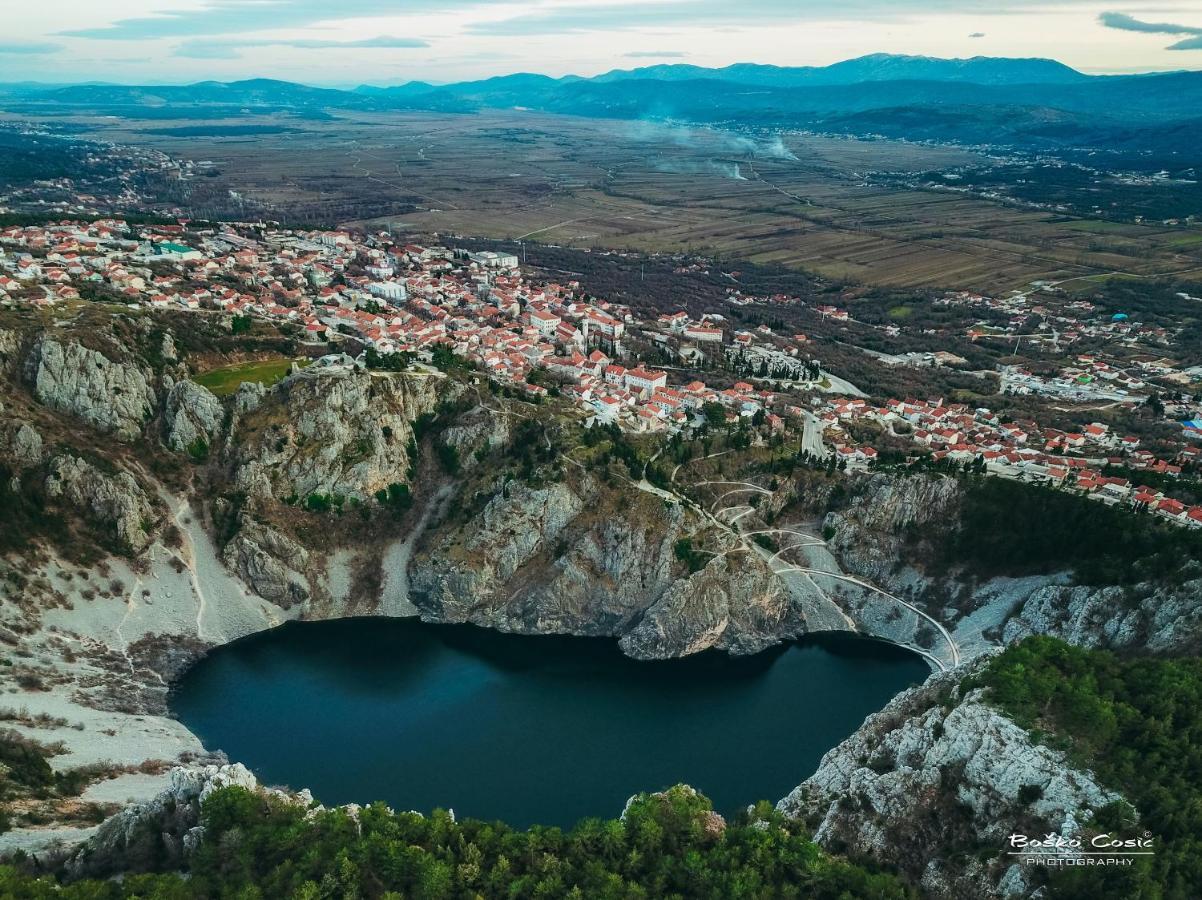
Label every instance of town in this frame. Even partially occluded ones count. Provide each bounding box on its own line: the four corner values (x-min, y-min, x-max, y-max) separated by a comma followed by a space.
3, 216, 1201, 526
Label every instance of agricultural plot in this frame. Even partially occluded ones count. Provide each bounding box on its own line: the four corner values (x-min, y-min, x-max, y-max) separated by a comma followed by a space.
30, 107, 1202, 293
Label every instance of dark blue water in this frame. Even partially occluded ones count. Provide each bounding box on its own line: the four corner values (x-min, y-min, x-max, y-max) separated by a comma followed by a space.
171, 618, 926, 828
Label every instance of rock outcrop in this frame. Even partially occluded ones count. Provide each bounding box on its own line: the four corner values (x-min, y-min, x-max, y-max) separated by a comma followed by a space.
1, 418, 43, 470
0, 328, 20, 377
163, 379, 224, 454
412, 474, 813, 659
440, 406, 512, 471
43, 454, 156, 552
24, 337, 156, 441
1004, 577, 1202, 655
231, 365, 451, 503
778, 660, 1122, 899
66, 764, 263, 880
619, 552, 799, 658
822, 473, 961, 586
821, 472, 1202, 659
221, 516, 311, 607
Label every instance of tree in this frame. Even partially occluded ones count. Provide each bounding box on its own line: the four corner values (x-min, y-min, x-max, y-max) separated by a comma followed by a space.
702, 402, 727, 429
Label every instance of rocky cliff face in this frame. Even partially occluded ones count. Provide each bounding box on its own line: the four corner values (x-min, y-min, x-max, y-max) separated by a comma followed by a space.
619, 552, 799, 658
162, 378, 224, 454
23, 337, 157, 441
231, 366, 453, 503
1003, 577, 1202, 655
1, 417, 43, 469
822, 473, 961, 586
64, 764, 276, 880
43, 454, 157, 553
410, 473, 812, 659
821, 472, 1202, 659
778, 659, 1122, 899
220, 515, 312, 607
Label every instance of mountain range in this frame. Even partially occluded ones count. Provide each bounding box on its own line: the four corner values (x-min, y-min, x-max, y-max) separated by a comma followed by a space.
3, 54, 1200, 158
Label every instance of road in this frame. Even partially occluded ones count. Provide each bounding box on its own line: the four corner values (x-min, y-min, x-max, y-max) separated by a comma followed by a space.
673, 450, 961, 671
800, 411, 829, 459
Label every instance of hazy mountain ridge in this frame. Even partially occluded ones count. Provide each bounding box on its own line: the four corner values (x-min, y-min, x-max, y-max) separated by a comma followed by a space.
5, 53, 1202, 158
590, 53, 1093, 86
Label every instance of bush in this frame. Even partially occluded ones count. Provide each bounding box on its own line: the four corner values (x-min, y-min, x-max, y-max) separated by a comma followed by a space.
304, 493, 332, 513
185, 438, 209, 463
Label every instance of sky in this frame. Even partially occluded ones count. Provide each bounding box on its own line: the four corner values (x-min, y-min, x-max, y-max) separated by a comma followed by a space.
2, 0, 1202, 85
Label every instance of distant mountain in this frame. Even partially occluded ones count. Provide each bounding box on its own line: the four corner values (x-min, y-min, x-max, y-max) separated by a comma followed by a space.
591, 54, 1091, 87
36, 78, 363, 109
7, 55, 1201, 160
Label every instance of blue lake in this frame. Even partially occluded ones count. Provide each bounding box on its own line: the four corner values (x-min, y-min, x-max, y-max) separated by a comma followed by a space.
171, 618, 927, 828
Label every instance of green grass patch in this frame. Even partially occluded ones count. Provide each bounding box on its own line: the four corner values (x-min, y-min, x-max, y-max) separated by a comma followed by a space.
1166, 232, 1202, 249
887, 305, 913, 320
1063, 219, 1133, 234
193, 358, 308, 396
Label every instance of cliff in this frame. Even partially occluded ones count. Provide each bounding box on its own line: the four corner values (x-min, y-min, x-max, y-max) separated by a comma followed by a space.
777, 658, 1123, 899
231, 364, 454, 503
410, 471, 814, 659
819, 472, 1202, 658
23, 336, 157, 442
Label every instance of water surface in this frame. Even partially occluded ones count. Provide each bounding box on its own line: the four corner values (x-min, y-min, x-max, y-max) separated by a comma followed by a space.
172, 618, 926, 827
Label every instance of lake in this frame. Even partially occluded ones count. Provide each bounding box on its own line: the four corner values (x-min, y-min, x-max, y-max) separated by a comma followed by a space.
171, 618, 927, 828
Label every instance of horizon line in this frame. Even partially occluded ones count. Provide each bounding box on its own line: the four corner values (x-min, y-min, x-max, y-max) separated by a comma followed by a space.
3, 52, 1198, 91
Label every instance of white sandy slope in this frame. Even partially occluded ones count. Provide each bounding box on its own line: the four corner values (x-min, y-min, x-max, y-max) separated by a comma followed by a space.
0, 494, 419, 855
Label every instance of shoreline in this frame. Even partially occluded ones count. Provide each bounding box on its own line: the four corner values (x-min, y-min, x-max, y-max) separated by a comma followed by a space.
1, 490, 950, 856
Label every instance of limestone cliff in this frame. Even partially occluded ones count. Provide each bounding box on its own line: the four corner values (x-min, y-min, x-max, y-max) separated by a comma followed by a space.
818, 472, 1202, 660
1003, 577, 1202, 654
619, 552, 800, 658
410, 473, 811, 659
230, 365, 454, 503
43, 454, 157, 553
64, 764, 275, 880
821, 473, 961, 586
23, 336, 157, 441
162, 378, 224, 454
777, 659, 1123, 899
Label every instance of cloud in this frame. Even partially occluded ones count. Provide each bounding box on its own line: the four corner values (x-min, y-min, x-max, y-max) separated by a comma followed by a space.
968, 32, 985, 38
0, 41, 61, 55
1098, 12, 1200, 35
175, 35, 429, 59
1098, 11, 1202, 49
61, 1, 476, 41
467, 0, 1103, 36
623, 51, 688, 58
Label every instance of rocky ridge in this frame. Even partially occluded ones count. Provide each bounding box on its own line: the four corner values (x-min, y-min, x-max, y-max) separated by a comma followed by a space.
777, 657, 1123, 899
820, 472, 1202, 657
23, 336, 157, 441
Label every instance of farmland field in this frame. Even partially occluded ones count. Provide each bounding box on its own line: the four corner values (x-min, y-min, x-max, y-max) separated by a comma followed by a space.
16, 107, 1202, 293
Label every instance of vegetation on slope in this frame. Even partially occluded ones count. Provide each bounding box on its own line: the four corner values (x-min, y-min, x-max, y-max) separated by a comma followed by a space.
975, 637, 1202, 899
943, 477, 1202, 585
0, 785, 910, 899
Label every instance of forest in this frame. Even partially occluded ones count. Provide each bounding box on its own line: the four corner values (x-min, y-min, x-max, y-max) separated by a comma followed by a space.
940, 477, 1202, 585
0, 785, 909, 899
977, 637, 1202, 900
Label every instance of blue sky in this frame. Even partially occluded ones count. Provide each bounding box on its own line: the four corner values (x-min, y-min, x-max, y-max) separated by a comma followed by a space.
2, 1, 1201, 84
